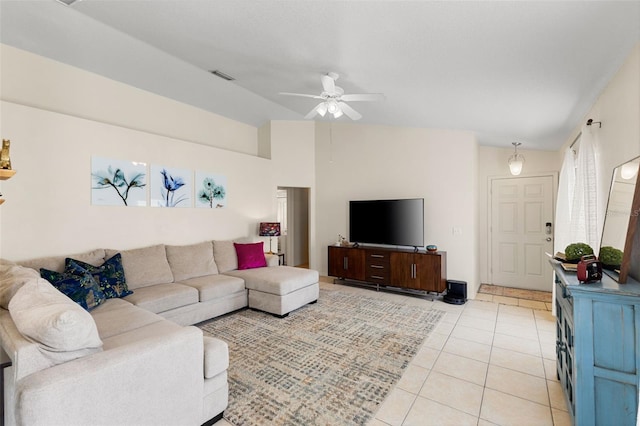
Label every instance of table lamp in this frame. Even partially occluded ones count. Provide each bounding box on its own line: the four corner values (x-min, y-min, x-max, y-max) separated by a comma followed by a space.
259, 222, 281, 254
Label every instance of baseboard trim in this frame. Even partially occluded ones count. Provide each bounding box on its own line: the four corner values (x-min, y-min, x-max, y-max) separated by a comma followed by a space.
201, 411, 223, 426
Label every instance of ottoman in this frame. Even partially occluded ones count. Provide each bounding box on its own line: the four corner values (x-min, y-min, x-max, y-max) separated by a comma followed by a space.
225, 266, 319, 317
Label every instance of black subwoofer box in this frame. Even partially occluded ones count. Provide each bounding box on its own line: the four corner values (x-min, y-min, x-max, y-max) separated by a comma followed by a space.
443, 280, 467, 305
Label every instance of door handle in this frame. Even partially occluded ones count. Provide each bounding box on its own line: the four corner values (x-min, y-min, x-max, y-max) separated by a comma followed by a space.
546, 237, 552, 242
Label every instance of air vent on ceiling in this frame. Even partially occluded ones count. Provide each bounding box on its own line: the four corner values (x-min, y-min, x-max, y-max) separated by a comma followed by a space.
209, 70, 235, 81
56, 0, 81, 5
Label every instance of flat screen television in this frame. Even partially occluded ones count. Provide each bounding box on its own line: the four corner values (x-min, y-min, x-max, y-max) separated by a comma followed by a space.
349, 198, 424, 247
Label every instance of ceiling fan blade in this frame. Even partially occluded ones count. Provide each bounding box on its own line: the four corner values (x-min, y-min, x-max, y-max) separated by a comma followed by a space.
338, 102, 362, 121
304, 107, 319, 120
305, 102, 326, 119
279, 92, 323, 99
340, 93, 385, 102
321, 74, 335, 93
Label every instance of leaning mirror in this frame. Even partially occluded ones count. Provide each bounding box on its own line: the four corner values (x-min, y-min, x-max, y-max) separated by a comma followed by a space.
600, 156, 640, 283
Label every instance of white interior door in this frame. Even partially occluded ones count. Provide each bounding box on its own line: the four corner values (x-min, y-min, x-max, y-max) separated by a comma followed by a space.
491, 175, 555, 291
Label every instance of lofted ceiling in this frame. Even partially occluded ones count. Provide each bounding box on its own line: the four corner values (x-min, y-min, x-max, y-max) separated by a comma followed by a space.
1, 0, 639, 151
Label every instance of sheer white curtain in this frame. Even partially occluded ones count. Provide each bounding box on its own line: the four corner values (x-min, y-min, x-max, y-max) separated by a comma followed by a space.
570, 125, 599, 249
553, 126, 598, 315
554, 147, 576, 254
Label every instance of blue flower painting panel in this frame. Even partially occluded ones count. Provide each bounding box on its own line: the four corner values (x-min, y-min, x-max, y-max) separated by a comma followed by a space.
150, 165, 192, 208
195, 171, 227, 208
91, 156, 147, 207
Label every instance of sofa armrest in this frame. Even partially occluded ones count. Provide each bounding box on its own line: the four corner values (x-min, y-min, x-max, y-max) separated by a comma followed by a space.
265, 254, 279, 267
13, 326, 204, 426
0, 310, 52, 380
203, 336, 228, 378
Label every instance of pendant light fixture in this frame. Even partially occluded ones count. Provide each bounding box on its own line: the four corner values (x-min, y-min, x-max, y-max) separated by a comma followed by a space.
508, 142, 525, 176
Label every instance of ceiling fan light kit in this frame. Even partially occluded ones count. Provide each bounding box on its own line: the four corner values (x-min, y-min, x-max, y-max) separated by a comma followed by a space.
508, 142, 525, 176
281, 72, 384, 121
327, 100, 339, 114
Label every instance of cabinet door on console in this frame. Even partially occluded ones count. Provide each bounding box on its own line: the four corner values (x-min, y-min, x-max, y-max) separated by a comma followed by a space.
390, 252, 421, 290
328, 246, 365, 281
390, 252, 445, 292
415, 254, 445, 292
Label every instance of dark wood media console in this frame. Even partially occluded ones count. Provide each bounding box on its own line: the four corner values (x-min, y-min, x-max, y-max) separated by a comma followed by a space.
328, 245, 447, 294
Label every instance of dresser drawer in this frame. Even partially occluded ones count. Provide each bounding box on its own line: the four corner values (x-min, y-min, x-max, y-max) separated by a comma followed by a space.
366, 265, 390, 283
365, 250, 390, 283
366, 250, 390, 265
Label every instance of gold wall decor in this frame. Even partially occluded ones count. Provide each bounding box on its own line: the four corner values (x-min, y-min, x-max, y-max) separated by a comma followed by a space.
0, 139, 12, 170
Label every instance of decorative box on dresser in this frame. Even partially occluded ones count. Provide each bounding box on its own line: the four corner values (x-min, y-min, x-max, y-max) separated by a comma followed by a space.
328, 245, 446, 294
551, 261, 640, 426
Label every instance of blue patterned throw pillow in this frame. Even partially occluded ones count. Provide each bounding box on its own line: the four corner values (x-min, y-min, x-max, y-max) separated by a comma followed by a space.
39, 268, 106, 311
64, 253, 133, 299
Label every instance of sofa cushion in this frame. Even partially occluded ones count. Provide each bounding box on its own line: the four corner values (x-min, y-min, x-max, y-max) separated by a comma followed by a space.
226, 266, 319, 296
65, 253, 133, 299
105, 245, 174, 289
177, 274, 245, 302
40, 268, 106, 311
100, 319, 184, 351
18, 249, 106, 274
166, 241, 218, 281
213, 240, 238, 273
123, 283, 198, 314
0, 262, 40, 309
8, 277, 103, 353
234, 242, 267, 270
91, 300, 163, 340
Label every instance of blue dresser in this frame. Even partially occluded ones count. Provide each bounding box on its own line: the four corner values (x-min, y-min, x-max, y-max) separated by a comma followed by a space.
552, 261, 640, 426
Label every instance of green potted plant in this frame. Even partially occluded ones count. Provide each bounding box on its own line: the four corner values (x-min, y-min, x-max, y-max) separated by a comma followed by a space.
565, 243, 594, 263
599, 246, 623, 270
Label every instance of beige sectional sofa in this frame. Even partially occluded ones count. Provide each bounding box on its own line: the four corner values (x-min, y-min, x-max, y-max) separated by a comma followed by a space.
0, 239, 319, 425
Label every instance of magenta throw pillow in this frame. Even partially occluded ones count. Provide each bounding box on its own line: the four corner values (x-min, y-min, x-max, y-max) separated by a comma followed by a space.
234, 242, 267, 270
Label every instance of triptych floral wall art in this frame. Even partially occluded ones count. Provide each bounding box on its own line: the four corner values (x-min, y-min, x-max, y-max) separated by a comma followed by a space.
91, 156, 227, 208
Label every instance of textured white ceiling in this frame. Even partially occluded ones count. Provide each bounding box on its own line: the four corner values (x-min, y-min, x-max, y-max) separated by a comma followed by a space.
1, 0, 639, 150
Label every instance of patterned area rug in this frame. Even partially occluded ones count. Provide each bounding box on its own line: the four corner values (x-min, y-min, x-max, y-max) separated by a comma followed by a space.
199, 289, 445, 426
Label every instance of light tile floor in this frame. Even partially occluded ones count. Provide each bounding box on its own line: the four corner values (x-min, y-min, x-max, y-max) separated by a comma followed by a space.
215, 282, 569, 426
368, 286, 569, 426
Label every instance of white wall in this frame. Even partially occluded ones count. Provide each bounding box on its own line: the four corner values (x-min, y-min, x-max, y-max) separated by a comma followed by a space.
0, 101, 274, 260
0, 44, 258, 155
269, 121, 316, 188
477, 146, 562, 284
268, 121, 317, 269
0, 45, 278, 261
314, 122, 480, 297
559, 43, 640, 256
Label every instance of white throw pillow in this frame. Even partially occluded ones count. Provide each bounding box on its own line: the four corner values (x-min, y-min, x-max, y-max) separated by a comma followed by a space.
0, 261, 40, 309
8, 277, 103, 352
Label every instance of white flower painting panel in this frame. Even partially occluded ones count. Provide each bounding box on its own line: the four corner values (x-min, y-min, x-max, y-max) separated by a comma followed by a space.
150, 165, 192, 208
196, 171, 227, 208
91, 156, 147, 207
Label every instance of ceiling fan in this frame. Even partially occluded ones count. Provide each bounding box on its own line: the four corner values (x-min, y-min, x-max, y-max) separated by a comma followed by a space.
280, 72, 384, 120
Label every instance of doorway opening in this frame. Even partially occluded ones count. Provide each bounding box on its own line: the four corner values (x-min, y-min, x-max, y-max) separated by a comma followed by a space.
277, 187, 310, 268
